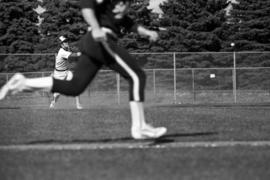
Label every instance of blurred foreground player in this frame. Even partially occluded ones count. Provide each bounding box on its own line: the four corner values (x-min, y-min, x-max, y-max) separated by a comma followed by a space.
0, 0, 167, 139
50, 36, 83, 109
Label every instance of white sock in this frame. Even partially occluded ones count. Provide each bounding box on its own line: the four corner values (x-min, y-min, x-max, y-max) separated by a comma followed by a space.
52, 93, 60, 103
138, 102, 147, 127
130, 101, 146, 130
76, 96, 81, 105
25, 77, 53, 91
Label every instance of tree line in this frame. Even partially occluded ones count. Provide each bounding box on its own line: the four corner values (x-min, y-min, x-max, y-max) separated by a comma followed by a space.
0, 0, 269, 72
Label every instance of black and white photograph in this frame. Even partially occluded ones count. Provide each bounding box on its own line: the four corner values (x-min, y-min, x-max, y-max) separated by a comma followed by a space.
0, 0, 270, 179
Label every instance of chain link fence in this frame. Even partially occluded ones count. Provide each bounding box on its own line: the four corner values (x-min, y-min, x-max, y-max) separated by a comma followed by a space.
1, 52, 270, 105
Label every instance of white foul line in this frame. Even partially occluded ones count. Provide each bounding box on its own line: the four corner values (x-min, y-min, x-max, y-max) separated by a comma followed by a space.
1, 141, 270, 151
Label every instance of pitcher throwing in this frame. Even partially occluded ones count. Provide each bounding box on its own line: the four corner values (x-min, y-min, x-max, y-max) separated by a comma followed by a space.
49, 36, 83, 109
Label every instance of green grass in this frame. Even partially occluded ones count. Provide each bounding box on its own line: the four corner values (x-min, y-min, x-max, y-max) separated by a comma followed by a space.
1, 103, 270, 180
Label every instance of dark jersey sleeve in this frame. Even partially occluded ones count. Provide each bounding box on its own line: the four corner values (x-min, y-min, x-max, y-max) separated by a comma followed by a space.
80, 0, 95, 9
122, 15, 138, 33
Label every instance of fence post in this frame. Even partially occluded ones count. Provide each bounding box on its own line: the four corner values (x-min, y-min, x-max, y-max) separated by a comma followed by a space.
173, 52, 177, 104
116, 73, 120, 105
232, 51, 237, 103
42, 72, 45, 97
153, 69, 156, 95
6, 73, 9, 83
192, 69, 195, 104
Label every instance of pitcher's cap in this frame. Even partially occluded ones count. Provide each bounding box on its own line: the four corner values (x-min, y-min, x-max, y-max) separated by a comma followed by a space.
59, 36, 67, 42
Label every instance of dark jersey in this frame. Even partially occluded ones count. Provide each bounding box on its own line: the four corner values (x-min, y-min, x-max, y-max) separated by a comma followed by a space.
80, 0, 138, 35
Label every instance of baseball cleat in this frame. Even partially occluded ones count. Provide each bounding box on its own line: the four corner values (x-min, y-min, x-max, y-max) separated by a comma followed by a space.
76, 104, 83, 109
8, 73, 28, 94
49, 101, 55, 109
0, 73, 27, 100
0, 84, 9, 100
132, 124, 167, 140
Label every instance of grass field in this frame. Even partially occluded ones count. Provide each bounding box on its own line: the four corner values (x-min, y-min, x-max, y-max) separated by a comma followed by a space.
1, 98, 270, 180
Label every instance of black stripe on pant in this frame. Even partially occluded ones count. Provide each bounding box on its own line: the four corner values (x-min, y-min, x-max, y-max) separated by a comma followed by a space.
51, 36, 146, 102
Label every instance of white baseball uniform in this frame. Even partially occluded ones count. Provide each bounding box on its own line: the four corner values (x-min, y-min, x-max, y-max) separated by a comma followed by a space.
53, 48, 72, 80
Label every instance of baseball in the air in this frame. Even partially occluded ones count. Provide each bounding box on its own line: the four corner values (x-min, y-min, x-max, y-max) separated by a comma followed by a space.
210, 74, 216, 78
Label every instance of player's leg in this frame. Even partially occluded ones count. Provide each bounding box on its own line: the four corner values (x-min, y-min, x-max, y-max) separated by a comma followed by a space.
103, 41, 167, 139
49, 92, 60, 108
0, 73, 53, 100
65, 70, 83, 109
51, 54, 101, 96
0, 54, 101, 100
75, 96, 83, 109
129, 101, 167, 139
49, 71, 66, 109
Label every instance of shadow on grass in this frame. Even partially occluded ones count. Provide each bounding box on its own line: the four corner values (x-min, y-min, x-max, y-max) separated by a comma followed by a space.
151, 131, 219, 145
0, 106, 21, 109
27, 132, 218, 146
158, 103, 270, 108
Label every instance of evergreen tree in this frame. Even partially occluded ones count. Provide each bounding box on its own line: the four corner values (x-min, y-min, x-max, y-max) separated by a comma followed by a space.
227, 0, 270, 51
158, 0, 228, 52
0, 0, 39, 53
0, 0, 40, 72
35, 0, 85, 71
223, 0, 270, 89
38, 0, 86, 53
120, 0, 162, 52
